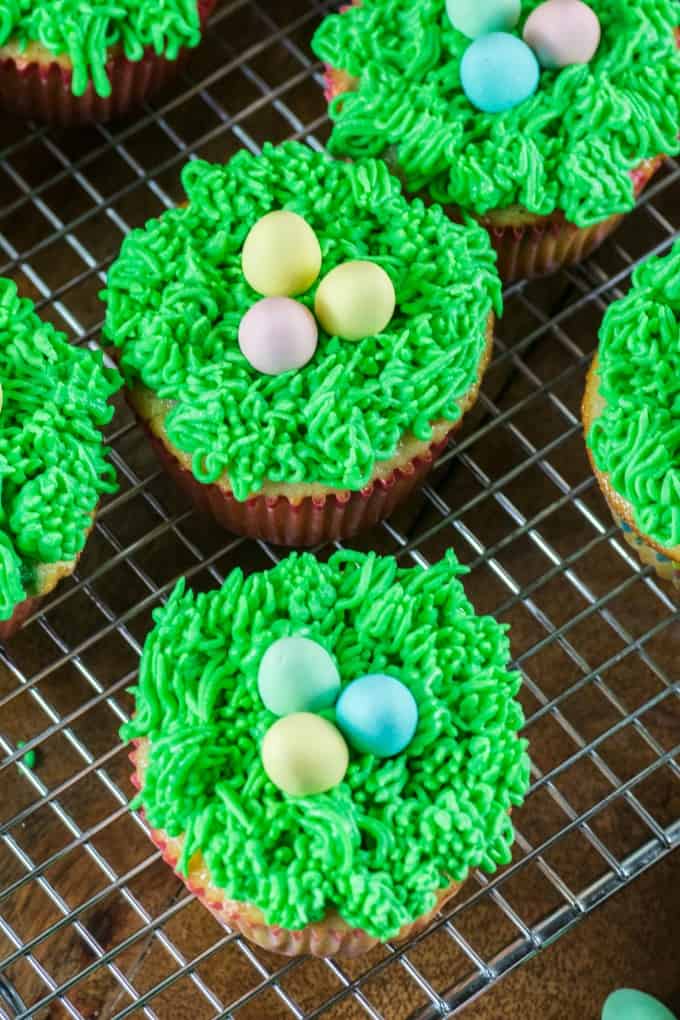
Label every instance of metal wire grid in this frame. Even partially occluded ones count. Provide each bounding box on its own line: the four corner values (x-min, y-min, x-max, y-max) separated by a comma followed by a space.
0, 1, 678, 1017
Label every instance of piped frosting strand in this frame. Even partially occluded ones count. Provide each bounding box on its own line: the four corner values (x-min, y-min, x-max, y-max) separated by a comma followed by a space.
311, 0, 680, 226
122, 550, 531, 940
102, 142, 501, 502
588, 241, 680, 550
0, 0, 203, 97
0, 279, 121, 619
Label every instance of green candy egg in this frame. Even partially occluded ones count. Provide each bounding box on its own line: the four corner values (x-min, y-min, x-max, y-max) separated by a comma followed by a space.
257, 636, 340, 715
261, 712, 349, 796
242, 210, 321, 298
314, 260, 395, 341
602, 990, 677, 1020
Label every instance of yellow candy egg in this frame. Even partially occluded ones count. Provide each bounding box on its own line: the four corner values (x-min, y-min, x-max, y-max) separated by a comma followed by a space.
261, 712, 349, 796
242, 210, 322, 297
314, 260, 396, 342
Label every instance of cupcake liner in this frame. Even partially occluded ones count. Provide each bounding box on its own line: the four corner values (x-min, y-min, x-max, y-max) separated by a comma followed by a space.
129, 741, 464, 958
140, 418, 458, 547
0, 593, 46, 642
0, 0, 217, 125
614, 514, 680, 591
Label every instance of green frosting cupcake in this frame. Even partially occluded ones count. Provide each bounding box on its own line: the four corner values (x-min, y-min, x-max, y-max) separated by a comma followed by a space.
122, 550, 530, 939
312, 0, 680, 226
0, 0, 205, 97
587, 240, 680, 552
0, 279, 121, 620
102, 141, 501, 503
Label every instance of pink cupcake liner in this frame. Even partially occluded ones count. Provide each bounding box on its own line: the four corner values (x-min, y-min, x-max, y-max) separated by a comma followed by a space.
129, 742, 463, 957
0, 592, 46, 642
140, 418, 457, 547
0, 0, 217, 125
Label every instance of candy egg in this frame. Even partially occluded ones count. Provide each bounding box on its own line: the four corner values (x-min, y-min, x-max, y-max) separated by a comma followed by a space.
242, 210, 322, 297
335, 674, 418, 758
446, 0, 520, 40
238, 296, 318, 375
523, 0, 600, 69
460, 33, 539, 114
602, 990, 677, 1020
258, 636, 341, 716
261, 713, 349, 796
314, 261, 395, 342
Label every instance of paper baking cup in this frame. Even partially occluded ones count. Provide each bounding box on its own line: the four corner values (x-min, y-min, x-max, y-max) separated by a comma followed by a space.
141, 422, 457, 546
0, 0, 216, 125
0, 593, 45, 642
129, 742, 463, 958
614, 515, 680, 591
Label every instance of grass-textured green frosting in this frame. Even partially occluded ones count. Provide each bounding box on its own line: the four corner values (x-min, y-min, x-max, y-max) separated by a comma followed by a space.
587, 241, 680, 551
122, 550, 530, 939
312, 0, 680, 226
102, 142, 501, 502
0, 0, 204, 97
0, 279, 121, 620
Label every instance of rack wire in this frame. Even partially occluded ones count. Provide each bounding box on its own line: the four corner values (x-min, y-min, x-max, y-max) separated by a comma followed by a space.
0, 1, 679, 1017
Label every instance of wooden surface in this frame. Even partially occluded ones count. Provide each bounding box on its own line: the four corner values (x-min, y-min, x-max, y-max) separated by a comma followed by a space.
1, 1, 679, 1018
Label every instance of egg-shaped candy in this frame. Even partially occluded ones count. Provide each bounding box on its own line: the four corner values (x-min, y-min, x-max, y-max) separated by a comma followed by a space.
242, 210, 322, 297
460, 33, 539, 114
335, 674, 418, 758
446, 0, 520, 40
602, 990, 677, 1020
314, 261, 395, 342
261, 713, 349, 796
258, 636, 341, 716
523, 0, 600, 69
238, 296, 318, 375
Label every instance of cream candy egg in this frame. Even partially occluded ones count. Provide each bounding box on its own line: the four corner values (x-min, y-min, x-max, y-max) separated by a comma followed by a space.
238, 296, 318, 375
314, 260, 395, 342
446, 0, 521, 40
261, 712, 349, 796
242, 210, 322, 297
523, 0, 601, 69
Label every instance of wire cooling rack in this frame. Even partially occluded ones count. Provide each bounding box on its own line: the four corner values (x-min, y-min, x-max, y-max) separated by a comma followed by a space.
0, 2, 679, 1017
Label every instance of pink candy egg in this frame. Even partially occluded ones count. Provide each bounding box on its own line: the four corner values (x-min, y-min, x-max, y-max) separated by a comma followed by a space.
523, 0, 601, 69
239, 297, 318, 376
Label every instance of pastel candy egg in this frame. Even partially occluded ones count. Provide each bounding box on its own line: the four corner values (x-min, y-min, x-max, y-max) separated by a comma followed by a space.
238, 296, 318, 375
446, 0, 520, 40
602, 990, 677, 1020
335, 674, 418, 758
258, 636, 341, 716
314, 261, 395, 342
523, 0, 601, 69
261, 713, 349, 796
460, 33, 539, 114
242, 210, 322, 297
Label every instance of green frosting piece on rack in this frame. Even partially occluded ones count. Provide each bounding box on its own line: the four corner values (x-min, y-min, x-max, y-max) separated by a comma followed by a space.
121, 549, 531, 939
102, 141, 501, 502
0, 0, 205, 97
587, 241, 680, 551
311, 0, 680, 226
0, 279, 121, 620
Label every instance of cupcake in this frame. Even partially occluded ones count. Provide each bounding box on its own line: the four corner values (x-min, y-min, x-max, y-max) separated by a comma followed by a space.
123, 549, 531, 957
583, 241, 680, 591
312, 0, 680, 282
102, 141, 501, 547
0, 0, 217, 125
0, 279, 121, 639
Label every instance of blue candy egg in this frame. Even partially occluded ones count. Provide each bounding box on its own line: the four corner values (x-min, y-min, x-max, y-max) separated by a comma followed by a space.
446, 0, 521, 40
602, 990, 677, 1020
335, 674, 418, 758
460, 33, 540, 114
258, 636, 341, 716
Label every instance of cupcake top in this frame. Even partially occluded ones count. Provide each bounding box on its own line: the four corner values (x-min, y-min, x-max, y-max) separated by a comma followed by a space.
311, 0, 680, 226
586, 241, 680, 552
122, 550, 530, 939
0, 279, 121, 620
0, 0, 207, 97
102, 142, 501, 503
